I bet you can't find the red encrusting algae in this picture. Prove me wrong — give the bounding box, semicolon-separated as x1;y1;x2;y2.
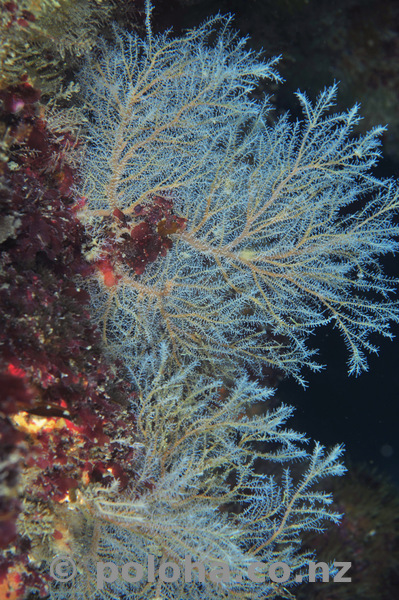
0;81;141;598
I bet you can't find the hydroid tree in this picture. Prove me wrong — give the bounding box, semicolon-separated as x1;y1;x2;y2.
77;10;399;383
49;348;345;600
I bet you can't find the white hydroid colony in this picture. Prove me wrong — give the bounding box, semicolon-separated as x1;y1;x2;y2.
78;6;399;383
50;1;399;598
